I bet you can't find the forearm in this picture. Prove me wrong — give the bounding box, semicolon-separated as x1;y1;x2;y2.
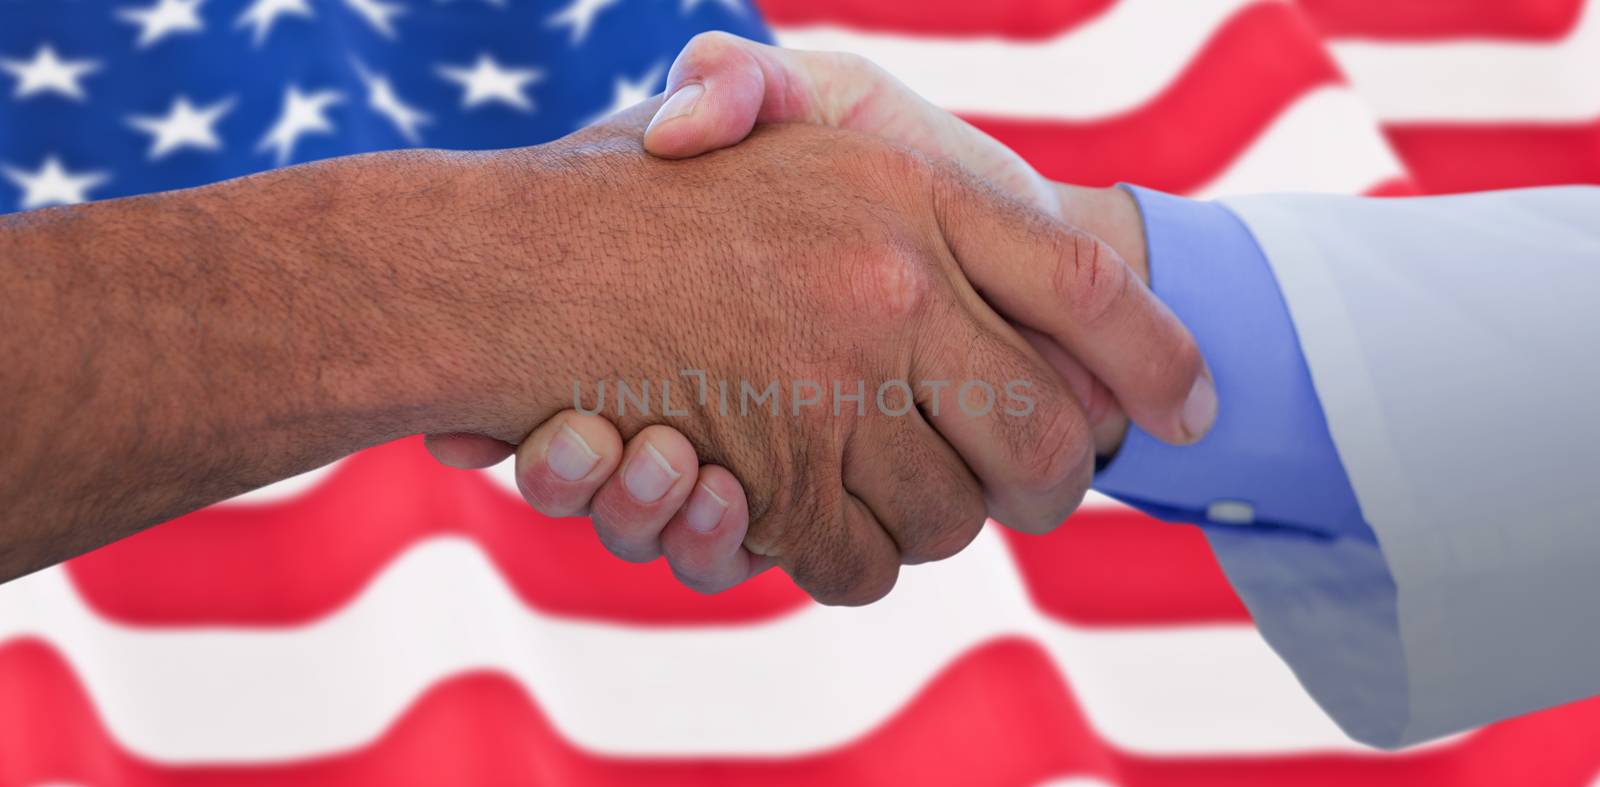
0;149;552;580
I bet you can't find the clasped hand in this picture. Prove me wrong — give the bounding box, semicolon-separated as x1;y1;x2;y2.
426;34;1216;605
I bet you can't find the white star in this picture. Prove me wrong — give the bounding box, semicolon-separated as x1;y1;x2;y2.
547;0;619;45
118;0;207;49
584;63;662;125
343;0;405;38
2;156;109;210
352;60;431;144
681;0;743;14
257;85;342;166
127;94;235;160
0;44;101;101
236;0;314;46
436;53;543;112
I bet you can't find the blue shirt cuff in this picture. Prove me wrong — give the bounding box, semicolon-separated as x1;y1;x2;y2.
1093;186;1372;542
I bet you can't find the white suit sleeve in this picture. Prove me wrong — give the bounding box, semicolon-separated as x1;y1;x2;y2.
1214;187;1600;747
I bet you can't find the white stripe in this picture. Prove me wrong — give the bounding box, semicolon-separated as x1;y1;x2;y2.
773;0;1600;124
1191;87;1405;198
1330;0;1600;122
0;531;1429;763
771;0;1274;120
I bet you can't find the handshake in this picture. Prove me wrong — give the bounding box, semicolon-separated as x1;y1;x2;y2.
415;33;1217;605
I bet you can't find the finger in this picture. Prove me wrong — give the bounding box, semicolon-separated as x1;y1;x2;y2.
513;411;623;518
911;317;1094;535
783;493;901;607
659;465;768;594
1017;324;1129;456
643;33;1056;208
589;425;700;563
934;170;1217;445
843;409;986;564
424;433;515;469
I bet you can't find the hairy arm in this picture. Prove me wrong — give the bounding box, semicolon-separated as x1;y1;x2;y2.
0;149;556;581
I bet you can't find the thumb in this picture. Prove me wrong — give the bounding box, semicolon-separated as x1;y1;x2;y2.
644;32;1059;213
644;32;854;159
934;170;1217;446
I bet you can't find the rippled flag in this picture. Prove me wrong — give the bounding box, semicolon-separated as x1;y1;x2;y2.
3;0;1599;785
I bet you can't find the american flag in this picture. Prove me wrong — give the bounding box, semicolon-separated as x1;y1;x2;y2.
2;0;1599;785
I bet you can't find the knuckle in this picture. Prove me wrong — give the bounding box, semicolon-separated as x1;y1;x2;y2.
841;241;931;322
1001;409;1093;534
874;433;986;564
786;500;898;607
744;462;833;558
1053;230;1130;330
810;552;899;607
908;494;987;563
837;567;899;606
1010;395;1092;498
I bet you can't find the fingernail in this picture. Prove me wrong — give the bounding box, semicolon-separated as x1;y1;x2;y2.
548;424;600;481
624;442;680;503
1181;373;1219;442
648;83;704;131
684;483;729;533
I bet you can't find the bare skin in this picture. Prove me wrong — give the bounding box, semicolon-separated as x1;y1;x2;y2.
0;100;1208;603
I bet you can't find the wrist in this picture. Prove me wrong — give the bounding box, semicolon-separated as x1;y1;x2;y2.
360;141;604;443
286;148;551;443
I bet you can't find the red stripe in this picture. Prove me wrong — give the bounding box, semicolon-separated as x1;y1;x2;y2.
756;0;1590;42
64;437;1252;628
753;0;1116;41
1296;0;1587;40
6;637;1600;786
1382;122;1600;194
1003;508;1250;625
964;3;1346;193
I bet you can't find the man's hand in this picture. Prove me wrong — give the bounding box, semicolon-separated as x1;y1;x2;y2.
440;98;1212;602
461;36;1219;600
478;104;1208;604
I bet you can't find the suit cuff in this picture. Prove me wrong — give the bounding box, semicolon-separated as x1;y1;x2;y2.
1093;186;1371;542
